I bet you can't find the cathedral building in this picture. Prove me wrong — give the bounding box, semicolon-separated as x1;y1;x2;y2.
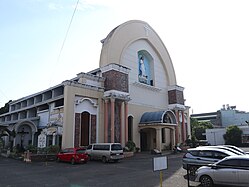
0;20;190;152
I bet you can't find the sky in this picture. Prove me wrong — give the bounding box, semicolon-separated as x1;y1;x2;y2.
1;0;249;114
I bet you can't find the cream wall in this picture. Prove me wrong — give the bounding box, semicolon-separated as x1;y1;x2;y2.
122;39;169;108
99;20;176;86
122;39;169;88
99;20;179;148
62;85;104;148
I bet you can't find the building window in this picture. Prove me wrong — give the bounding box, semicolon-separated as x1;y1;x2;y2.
55;99;64;108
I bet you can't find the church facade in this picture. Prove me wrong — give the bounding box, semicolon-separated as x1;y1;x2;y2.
0;20;190;152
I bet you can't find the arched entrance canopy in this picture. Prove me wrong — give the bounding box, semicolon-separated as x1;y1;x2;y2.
139;110;177;152
139;110;177;125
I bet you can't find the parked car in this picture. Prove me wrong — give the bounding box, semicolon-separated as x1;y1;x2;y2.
223;145;249;154
200;145;244;155
182;147;237;175
195;155;249;187
86;143;124;163
57;147;89;164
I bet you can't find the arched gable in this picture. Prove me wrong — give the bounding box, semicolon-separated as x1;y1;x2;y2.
99;20;177;86
14;120;37;133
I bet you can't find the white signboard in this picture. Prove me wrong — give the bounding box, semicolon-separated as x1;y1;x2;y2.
37;133;46;148
153;156;168;171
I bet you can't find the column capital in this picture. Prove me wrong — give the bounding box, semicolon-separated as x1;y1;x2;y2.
110;97;115;103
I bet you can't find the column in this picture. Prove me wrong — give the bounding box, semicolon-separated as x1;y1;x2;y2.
175;110;179;145
104;99;109;143
124;101;128;144
110;98;115;143
171;128;176;149
181;110;186;142
156;128;162;152
120;102;124;145
52;133;56;145
31;131;35;145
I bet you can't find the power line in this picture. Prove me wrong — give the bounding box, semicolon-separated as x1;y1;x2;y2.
0;89;9;107
48;0;80;86
0;89;8;100
56;0;80;63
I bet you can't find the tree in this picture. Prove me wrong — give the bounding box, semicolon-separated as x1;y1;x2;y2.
0;100;12;115
190;118;213;140
223;125;242;146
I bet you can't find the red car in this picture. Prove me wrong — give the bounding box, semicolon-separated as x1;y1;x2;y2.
57;148;89;164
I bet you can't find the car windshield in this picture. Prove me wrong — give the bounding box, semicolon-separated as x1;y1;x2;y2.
76;149;86;154
111;144;122;151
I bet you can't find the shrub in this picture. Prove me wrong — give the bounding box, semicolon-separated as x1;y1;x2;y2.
224;125;242;146
125;141;136;152
47;145;60;154
26;144;37;153
36;145;60;154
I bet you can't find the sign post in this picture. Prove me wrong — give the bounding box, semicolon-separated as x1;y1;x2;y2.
153;156;168;187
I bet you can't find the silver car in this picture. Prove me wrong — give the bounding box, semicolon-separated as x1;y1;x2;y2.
195;155;249;187
201;145;245;155
223;145;249;155
86;143;124;163
182;147;237;175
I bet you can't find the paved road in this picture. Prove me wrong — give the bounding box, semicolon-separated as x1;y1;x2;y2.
0;152;200;187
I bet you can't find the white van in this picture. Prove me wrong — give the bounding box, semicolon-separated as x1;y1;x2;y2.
86;143;124;163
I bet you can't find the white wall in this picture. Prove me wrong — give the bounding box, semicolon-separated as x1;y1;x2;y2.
206;128;226;145
75;96;98;114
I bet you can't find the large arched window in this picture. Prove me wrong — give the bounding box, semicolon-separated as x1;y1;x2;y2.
138;50;154;86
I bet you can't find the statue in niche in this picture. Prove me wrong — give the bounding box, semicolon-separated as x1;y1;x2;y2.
139;56;148;84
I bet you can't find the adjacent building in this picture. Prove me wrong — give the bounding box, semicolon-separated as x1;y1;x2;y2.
191;104;249;145
0;20;190;152
191;104;249;127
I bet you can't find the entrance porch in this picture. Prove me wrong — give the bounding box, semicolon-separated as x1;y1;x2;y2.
139;110;177;152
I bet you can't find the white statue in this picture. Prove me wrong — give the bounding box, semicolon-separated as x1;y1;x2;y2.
139;56;147;78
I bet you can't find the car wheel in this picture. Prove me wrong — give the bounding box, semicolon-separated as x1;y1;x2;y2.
189;166;198;176
102;156;107;163
71;158;75;165
200;175;213;187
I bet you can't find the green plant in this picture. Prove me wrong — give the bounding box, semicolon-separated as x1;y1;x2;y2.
27;144;37;153
47;145;60;154
125;141;136;152
224;125;242;146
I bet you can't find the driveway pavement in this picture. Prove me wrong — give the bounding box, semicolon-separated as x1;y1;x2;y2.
0;152;200;187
